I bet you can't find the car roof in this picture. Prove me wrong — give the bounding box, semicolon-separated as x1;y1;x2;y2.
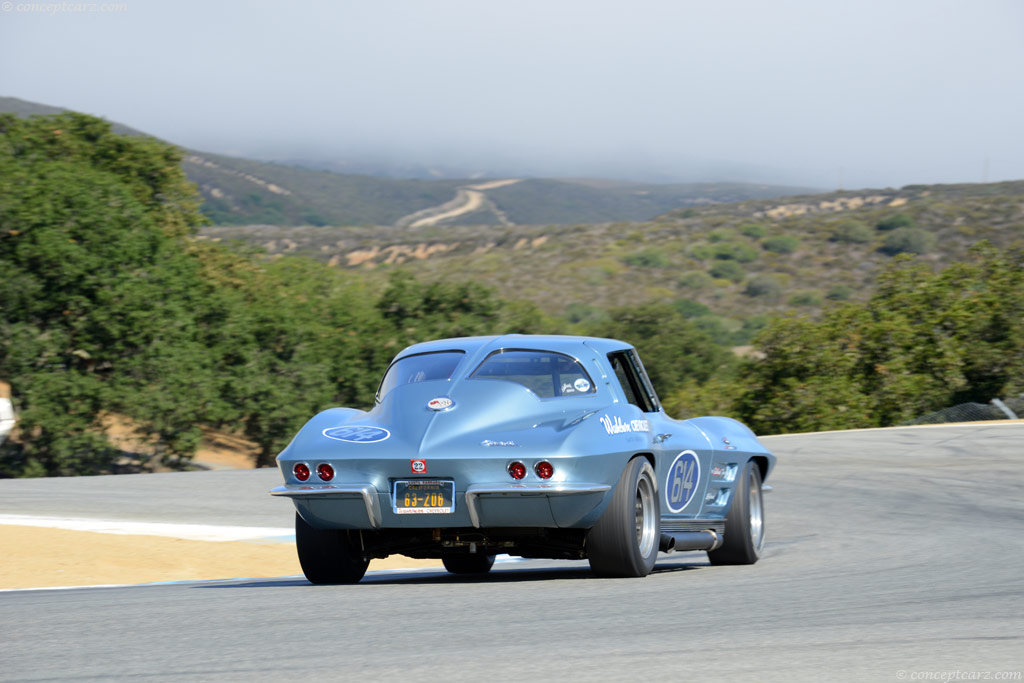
396;334;634;360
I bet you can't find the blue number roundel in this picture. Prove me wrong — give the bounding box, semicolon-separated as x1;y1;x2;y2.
665;451;701;513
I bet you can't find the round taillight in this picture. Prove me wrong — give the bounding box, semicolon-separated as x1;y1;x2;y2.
316;463;335;481
535;461;554;479
508;461;527;480
294;463;310;482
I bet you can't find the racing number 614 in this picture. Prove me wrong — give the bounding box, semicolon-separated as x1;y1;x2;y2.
668;452;699;511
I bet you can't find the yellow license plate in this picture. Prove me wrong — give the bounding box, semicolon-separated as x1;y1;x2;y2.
393;480;455;514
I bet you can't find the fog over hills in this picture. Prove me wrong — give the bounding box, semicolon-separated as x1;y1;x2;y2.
0;97;816;226
5;2;1020;191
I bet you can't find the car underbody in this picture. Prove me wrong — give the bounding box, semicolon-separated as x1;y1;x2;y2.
334;526;591;561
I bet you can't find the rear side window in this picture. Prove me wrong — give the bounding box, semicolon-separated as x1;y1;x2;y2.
470;350;596;399
608;349;660;413
377;351;465;400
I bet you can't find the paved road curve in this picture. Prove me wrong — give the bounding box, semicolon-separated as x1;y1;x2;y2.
2;424;1022;682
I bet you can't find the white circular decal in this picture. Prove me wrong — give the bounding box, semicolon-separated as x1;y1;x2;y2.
574;378;591;393
427;397;454;411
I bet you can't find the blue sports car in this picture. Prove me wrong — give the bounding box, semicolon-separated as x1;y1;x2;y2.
271;335;776;583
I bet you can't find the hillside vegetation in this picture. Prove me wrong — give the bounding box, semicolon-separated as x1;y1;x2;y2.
206;180;1024;343
2;113;1022;478
0;113;550;476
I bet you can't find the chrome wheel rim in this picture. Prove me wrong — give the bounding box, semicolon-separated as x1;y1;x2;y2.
635;471;657;557
749;469;765;553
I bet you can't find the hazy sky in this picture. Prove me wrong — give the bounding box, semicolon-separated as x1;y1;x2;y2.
2;0;1022;188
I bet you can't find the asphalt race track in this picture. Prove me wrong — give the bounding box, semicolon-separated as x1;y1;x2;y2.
1;424;1022;682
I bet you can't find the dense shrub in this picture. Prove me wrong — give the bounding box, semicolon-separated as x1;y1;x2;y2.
563;303;609;326
687;243;715;260
876;213;914;231
744;275;784;299
708;228;738;243
712;241;759;262
879;227;936;255
709;260;746;283
788;291;822;307
830;219;874;244
826;284;854;301
674;299;713;318
740;223;766;238
622;247;671;268
678;270;713;290
761;235;800;254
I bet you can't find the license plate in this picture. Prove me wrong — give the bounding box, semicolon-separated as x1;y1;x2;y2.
393;480;455;514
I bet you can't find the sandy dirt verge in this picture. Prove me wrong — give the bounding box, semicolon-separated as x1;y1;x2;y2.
0;525;441;590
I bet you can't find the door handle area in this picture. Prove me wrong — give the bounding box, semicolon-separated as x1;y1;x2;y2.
654;433;672;443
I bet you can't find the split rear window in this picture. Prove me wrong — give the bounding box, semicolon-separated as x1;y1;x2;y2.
377;351;465;400
470;350;595;399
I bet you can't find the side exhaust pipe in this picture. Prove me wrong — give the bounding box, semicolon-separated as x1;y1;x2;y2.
659;530;721;553
659;534;676;553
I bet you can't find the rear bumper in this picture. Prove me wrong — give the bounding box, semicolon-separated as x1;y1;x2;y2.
271;482;611;530
464;483;610;528
270;484;382;528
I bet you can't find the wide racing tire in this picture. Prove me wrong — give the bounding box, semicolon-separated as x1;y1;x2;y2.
441;553;496;575
586;457;660;578
295;512;370;584
708;460;765;565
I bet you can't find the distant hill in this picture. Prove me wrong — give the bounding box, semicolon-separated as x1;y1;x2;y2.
181;152;465;226
0;96;817;226
477;178;815;225
201;180;1024;342
0;96;149;137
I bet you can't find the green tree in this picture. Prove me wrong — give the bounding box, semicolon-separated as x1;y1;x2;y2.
377;271;503;345
0;113;207;475
732;308;875;433
589;302;734;399
730;244;1024;434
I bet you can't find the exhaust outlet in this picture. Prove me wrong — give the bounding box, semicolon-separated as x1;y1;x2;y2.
659;533;676;553
659;530;720;552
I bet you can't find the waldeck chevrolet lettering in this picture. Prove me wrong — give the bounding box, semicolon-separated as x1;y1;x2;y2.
271;335;776;584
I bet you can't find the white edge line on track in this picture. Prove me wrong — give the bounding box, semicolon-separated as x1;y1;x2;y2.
0;557;530;593
0;514;292;542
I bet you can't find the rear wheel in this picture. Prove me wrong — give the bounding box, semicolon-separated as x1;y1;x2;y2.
587;457;660;578
295;512;370;584
441;553;496;575
708;460;765;565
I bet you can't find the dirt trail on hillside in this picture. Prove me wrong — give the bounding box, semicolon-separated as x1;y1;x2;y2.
397;179;521;228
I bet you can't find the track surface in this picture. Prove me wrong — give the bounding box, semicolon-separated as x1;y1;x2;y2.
2;424;1022;681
